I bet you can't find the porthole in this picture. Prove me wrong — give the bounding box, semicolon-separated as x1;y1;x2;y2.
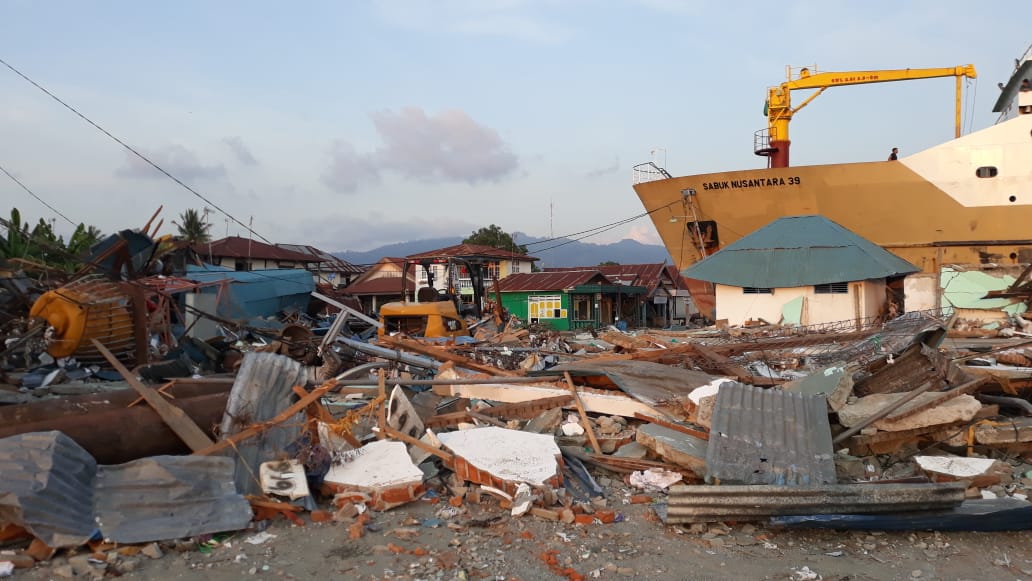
1010;252;1018;260
1010;195;1017;203
975;166;998;178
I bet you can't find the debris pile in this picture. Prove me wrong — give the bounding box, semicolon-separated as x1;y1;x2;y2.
6;222;1032;577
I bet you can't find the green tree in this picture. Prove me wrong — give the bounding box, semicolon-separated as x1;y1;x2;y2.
0;208;31;259
176;208;211;244
67;223;104;256
463;224;527;254
598;261;620;266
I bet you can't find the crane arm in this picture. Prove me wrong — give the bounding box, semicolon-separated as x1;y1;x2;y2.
763;64;978;167
783;65;976;91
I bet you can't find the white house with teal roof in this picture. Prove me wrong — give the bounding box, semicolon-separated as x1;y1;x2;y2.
681;215;919;326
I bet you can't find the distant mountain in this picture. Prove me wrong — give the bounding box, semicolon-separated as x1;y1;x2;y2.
334;235;672;268
335;237;463;266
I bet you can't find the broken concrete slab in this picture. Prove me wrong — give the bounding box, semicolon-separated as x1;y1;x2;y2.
323;440;426;511
523;407;563;434
838;393;982;432
974;417;1032;445
438;426;562;496
915;455;1011;487
635;423;707;474
613;441;648;459
783;362;853;412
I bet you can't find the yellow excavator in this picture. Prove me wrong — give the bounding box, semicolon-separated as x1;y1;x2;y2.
756;64;977;167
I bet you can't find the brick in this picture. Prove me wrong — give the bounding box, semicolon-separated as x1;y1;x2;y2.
574;514;594;525
449;496;463;507
348;520;365;540
387;543;405;554
25;538;55;561
595;510;616;524
311;510;333;523
629;495;652;504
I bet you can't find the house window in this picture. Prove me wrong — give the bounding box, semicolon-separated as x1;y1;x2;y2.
975;166;998;178
574;297;591;320
510;261;521;274
814;282;849;294
234;259;252;272
486;262;500;279
528;295;565;322
742;287;773;294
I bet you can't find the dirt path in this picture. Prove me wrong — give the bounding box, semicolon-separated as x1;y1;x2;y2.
16;481;1032;581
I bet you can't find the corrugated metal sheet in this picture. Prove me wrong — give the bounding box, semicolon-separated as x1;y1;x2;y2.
94;455;252;543
219;352;308;496
0;431;97;547
706;383;835;486
661;482;966;523
497;271;611;293
681;215;919;288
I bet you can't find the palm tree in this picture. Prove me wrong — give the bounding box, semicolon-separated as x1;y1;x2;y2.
176;209;211;244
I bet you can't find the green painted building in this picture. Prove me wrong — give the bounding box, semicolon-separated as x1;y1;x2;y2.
493;271;647;330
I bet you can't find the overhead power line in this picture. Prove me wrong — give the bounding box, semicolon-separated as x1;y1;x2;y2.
0;162;77;226
0;56;272;244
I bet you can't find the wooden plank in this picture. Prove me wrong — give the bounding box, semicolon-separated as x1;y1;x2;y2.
432;382;661;419
379;336;518;376
92;339;214;452
193;379;339;456
692;342;781;386
885;377;991;421
382;425;454;463
376;370;387;440
634;412;710;441
565;371;602;455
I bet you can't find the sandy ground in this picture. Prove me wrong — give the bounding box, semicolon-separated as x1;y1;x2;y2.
14;478;1032;581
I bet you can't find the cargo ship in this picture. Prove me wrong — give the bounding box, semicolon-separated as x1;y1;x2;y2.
633;47;1032;288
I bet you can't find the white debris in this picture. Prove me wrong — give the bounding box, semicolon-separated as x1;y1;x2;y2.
628;468;683;491
245;532;277;545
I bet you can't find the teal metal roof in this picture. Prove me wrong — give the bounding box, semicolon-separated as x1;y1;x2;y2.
681;215;919;288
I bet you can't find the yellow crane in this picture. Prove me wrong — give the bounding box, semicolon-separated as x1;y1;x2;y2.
757;64;977;168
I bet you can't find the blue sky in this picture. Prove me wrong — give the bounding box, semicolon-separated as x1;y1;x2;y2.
1;1;1027;252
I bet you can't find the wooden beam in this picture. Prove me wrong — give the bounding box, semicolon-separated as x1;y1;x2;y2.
633;412;710;441
433;381;661;419
379;336;518;376
382;425;454;463
92;339;214;452
565;372;602;455
193;379;339;456
692;342;781;386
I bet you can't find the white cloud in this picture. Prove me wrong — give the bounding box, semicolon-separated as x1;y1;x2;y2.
322;107;519;193
372;0;575;44
115;144;226;181
222;136;258;166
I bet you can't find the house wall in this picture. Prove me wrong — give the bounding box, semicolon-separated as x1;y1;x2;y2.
214;257;285;271
714;280;888;326
498;291;571;331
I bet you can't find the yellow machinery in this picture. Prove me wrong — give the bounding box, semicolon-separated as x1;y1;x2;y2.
29;276;139;363
377;300;470;339
758;64;977;167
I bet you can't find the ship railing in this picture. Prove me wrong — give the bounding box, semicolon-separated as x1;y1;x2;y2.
632;162;672;185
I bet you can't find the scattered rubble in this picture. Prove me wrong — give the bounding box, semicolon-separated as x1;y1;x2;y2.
6;223;1032;578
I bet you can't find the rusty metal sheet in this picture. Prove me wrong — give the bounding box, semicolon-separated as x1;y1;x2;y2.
661;482;966;523
548;359;732;420
705;383;835;486
0;431;97;548
94;455;252;543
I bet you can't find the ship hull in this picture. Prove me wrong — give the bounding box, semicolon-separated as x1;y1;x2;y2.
634;114;1032;274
